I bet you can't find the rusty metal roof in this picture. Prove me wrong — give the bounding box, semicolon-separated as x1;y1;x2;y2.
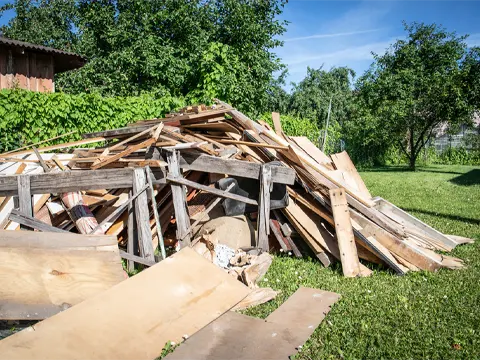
0;37;86;73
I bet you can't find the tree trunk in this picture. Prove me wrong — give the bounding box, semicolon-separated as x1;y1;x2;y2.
408;126;416;170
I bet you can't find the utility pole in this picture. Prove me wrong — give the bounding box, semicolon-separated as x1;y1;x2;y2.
321;97;332;153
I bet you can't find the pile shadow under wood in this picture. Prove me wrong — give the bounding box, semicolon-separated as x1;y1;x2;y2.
0;100;474;279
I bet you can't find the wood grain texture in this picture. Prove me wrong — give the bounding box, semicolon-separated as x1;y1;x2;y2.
330;151;371;199
133;168;155;261
0;230;124;320
0;247;249;360
329;188;361;277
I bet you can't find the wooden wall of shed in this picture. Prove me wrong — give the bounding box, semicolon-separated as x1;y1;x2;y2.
0;46;54;92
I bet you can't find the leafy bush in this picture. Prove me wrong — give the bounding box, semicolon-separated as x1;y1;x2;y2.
0;89;184;152
259;113;321;144
432;147;480;165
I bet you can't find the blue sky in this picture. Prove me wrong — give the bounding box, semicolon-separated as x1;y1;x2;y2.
277;1;480;89
1;0;479;91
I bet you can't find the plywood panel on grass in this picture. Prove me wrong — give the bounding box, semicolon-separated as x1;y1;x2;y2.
0;247;250;360
0;230;124;320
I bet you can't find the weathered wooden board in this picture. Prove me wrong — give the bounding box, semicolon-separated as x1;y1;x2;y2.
0;168;167;196
179;152;295;185
0;230;124;320
330;151;371;199
0;247;249;360
374;197;458;250
290;136;332;165
165;287;340;360
329;188;361;277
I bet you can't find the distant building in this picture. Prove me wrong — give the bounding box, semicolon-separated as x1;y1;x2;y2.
0;37;85;92
433;113;480;152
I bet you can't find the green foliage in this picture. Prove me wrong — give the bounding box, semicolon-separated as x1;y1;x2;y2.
0;89;184;152
0;0;287;115
431;147;480;165
259;113;320;144
357;22;478;169
246;165;480;359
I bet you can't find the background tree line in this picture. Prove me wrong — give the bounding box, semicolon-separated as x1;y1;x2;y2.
1;1;479;168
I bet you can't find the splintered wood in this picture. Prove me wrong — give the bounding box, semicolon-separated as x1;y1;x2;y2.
0;100;471;280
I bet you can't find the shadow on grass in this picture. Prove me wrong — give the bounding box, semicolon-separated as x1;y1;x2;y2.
402;208;480;226
449;169;480;186
360;166;466;176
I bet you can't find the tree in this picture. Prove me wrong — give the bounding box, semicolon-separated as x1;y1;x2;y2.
288;66;356;152
357;22;478;170
0;0;288;115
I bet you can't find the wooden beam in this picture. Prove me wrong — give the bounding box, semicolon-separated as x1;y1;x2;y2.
216;139;289;150
119;250;156;267
133;168;155;262
0;130;77;157
272;112;282;135
17;175;32;230
8;209;69;233
127;190;136;272
329;188;361;277
32;147;50;172
146;167;166;260
178;152;295;185
167;151;191;247
166;175;258;206
0;168;167;196
4;137;106;157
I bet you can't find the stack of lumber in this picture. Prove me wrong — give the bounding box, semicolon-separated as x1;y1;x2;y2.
0;101;473;278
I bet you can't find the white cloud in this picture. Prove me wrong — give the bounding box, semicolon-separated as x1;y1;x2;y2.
466;33;480;47
284;29;382;42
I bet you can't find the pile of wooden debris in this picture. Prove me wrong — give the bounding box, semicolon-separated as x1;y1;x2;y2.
0;100;472;278
0;100;474;359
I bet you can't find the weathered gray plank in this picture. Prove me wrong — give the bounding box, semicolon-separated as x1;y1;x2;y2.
119;250;156;267
257;165;272;251
167;151;191;247
166;175;258;206
133;168;155;262
0;168;166;196
178;152;295;185
146;167;166;260
82;125;155;139
9;209;69;233
17;175;32;230
127;190;136;272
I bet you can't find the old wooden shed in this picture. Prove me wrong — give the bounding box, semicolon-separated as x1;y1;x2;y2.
0;37;86;92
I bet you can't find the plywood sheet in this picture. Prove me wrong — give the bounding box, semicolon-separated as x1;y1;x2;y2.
166;287;340;360
0;230;124;320
0;247;250;360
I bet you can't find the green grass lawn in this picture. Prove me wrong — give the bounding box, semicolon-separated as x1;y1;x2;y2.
245;165;480;360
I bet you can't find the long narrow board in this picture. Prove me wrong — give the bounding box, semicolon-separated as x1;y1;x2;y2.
330;151;371;199
0;247;249;360
0;230;124;320
329;188;361;277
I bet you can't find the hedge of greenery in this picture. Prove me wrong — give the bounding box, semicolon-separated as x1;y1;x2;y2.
0;89;184;152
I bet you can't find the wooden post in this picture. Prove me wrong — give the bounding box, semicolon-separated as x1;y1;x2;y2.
127;190;136;272
133;168;155;262
146;166;166;260
17;175;32;230
329;187;361;277
257;165;272;251
167;150;191;247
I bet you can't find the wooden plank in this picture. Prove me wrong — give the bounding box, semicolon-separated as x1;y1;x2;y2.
0;168;167;196
329;188;361;277
133;168;155;262
290;136;332;164
216;139;289;150
257;165;272;251
127;190;136;272
8;209;69;233
91;137;157;170
271;112;283;135
349;210;442;272
17;175;32;230
5;137;106;157
374;197;458;250
167;151;192;247
330;151;371;199
165;287;340;360
0;247;249;360
0;230;124;320
0;132;77;157
179;152;295;185
182;122;240;134
32;147;51;172
146;167;166;260
166;175;258;206
119;250;155;267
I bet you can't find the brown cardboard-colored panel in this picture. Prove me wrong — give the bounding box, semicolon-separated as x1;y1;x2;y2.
0;230;124;320
166;287;340;360
0;247;249;360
